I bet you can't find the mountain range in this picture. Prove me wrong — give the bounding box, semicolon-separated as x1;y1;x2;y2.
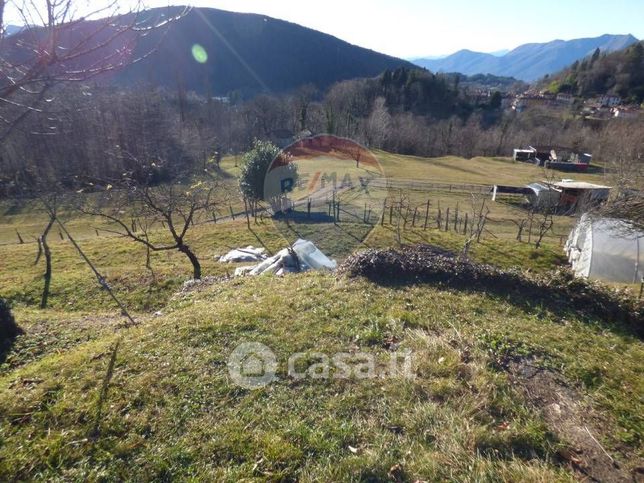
413;34;639;81
114;7;414;96
3;25;23;36
5;7;640;95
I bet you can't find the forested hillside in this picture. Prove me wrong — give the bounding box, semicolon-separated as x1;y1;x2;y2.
544;41;644;103
3;7;413;97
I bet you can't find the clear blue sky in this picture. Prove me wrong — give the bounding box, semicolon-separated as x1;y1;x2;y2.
6;0;643;58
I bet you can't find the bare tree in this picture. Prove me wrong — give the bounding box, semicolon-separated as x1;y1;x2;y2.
595;119;644;228
393;191;411;247
0;0;187;140
292;83;317;132
460;194;489;260
533;207;554;249
83;179;219;280
365;96;390;149
33;192;60;308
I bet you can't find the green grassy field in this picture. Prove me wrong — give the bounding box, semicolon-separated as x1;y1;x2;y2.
1;273;641;480
0;152;641;481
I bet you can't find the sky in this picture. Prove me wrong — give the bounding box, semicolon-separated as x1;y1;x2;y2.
5;0;644;58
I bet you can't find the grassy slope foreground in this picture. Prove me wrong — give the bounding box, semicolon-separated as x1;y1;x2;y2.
0;153;641;480
0;272;642;481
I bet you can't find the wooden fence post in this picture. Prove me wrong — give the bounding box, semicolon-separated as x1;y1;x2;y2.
477;215;487;242
454;202;459;231
424;199;430;230
445;207;450;231
332;191;336;221
243;198;250;228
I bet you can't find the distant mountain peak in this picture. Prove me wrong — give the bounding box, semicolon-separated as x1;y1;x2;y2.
3;25;23;36
413;34;639;81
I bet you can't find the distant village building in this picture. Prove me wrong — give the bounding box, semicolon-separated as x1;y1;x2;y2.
555;92;574;105
599;94;621;107
512;95;542;112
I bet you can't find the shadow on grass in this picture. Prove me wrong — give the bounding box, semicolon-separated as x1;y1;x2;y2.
340;246;643;340
0;298;23;364
273;209;336;224
247;226;275;257
274;216;374;259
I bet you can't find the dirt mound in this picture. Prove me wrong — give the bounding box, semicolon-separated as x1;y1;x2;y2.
508;359;635;482
339;245;643;336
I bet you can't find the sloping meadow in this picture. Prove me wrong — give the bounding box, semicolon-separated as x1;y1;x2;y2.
0;266;641;480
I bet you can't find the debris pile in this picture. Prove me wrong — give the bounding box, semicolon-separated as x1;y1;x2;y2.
234;239;337;277
340;245;643;334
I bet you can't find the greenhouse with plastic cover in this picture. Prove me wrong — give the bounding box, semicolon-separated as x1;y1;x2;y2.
565;214;644;283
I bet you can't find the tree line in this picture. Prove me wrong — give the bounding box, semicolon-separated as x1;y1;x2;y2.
1;67;642;199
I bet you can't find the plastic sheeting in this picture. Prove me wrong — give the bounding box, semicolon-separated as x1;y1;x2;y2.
565;214;644;283
233;239;337;277
219;246;267;263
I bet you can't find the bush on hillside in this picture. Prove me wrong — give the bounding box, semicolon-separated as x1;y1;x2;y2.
0;297;22;363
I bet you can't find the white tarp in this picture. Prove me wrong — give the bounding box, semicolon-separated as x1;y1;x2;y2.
219;246;267;263
565;214;644;283
233;239;337;277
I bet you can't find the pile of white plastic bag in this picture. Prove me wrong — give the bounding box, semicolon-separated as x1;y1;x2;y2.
218;246;267;263
226;239;337;277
